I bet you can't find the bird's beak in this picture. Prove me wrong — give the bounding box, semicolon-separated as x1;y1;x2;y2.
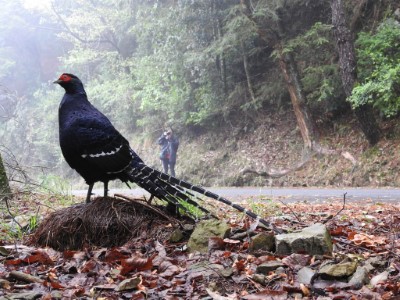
53;79;62;84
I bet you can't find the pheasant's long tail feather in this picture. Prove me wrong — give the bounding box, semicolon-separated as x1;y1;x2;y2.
128;165;217;219
132;163;277;231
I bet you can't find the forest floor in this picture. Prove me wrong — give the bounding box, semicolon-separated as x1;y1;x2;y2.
0;192;399;299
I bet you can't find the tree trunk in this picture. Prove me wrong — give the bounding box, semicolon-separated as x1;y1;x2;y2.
239;0;317;149
242;43;256;104
274;18;318;149
276;47;318;149
0;152;11;199
212;0;228;97
330;0;380;146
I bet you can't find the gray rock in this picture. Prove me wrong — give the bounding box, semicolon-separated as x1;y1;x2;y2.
115;277;141;291
252;274;265;284
365;256;385;268
370;271;389;287
249;233;275;252
297;266;315;285
275;267;286;275
319;260;358;278
50;291;63;299
349;266;370;289
183;224;195;231
219;267;234;278
188;261;224;277
187;220;230;253
275;223;333;256
256;260;284;274
169;228;184;243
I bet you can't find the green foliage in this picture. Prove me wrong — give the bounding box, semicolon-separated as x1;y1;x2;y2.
0;0;396;186
349;19;400;116
281;22;345;109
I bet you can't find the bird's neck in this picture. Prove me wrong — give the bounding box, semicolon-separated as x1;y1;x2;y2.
64;83;87;95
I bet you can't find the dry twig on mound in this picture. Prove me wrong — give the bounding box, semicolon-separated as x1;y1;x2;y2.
28;196;182;251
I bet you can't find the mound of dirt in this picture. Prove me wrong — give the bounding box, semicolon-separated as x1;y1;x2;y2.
29;196;182;251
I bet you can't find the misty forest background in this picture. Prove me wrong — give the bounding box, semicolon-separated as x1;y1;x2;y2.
0;0;400;192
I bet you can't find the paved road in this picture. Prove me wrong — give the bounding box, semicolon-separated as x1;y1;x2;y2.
74;187;400;203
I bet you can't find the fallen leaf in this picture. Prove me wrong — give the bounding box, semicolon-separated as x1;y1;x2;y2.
115;277;142;291
350;233;386;248
158;260;179;278
120;255;154;275
23;250;54;265
80;258;100;273
102;248;129;263
206;288;237;300
242;289;287;300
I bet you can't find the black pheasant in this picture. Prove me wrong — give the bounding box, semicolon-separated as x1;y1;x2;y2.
54;73;274;229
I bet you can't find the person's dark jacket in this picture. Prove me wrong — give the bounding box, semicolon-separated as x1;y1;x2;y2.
158;133;179;163
168;136;179;164
158;135;169;160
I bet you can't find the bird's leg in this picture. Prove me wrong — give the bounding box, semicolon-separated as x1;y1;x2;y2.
104;181;109;198
147;194;154;204
86;183;94;203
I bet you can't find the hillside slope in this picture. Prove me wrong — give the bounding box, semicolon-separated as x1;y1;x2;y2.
133;112;400;188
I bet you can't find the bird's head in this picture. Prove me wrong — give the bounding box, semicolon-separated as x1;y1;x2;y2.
54;73;85;94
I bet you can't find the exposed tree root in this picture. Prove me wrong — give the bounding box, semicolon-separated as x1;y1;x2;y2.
240;143;357;179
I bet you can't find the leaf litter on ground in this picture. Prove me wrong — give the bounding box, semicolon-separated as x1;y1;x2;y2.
0;195;399;299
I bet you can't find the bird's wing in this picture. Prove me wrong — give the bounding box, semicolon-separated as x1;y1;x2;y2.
72;115;133;174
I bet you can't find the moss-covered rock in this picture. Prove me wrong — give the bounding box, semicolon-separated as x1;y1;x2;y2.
187;220;230;253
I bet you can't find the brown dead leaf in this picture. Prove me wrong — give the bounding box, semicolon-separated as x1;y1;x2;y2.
233;259;246;272
282;254;310;269
63;250;79;259
23;250;54;265
80;258;100;273
208;237;225;252
206;288;237;299
299;283;310;296
242;289;287;300
350;233;387;248
158;260;179;278
43;280;65;289
103;247;130;263
120;255;154;275
4;258;23;265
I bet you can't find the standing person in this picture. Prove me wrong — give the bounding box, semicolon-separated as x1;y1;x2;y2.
158;129;179;176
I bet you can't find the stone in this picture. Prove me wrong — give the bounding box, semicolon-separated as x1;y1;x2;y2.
256;261;284;274
183;223;195;231
349;266;370;289
187;220;230;253
115;277;141;291
370;271;389;287
275;223;333;256
252;274;265;284
249;233;275;252
50;291;63;299
297;267;315;285
169;228;184;243
275;267;286;275
220;267;234;278
319;260;358;278
188;262;224;278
